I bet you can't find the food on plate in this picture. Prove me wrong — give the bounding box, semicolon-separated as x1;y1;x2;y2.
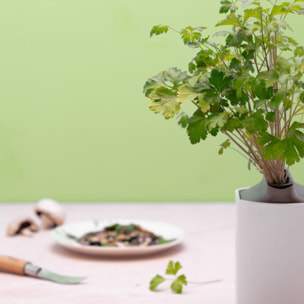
66;223;175;247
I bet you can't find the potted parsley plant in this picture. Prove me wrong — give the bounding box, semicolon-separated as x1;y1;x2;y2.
143;1;304;303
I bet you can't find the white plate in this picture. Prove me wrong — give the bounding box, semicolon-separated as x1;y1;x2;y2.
51;219;185;256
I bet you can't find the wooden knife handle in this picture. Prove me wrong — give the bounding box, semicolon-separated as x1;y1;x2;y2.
0;256;28;275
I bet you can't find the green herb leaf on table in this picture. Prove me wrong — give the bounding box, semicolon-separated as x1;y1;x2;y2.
166;261;182;275
150;275;166;291
171;274;188;294
149;260;222;294
149;261;187;294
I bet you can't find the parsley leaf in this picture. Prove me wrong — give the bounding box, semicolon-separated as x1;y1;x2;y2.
177;113;189;128
177;85;199;103
149;260;221;294
150;25;169;37
149;275;166;291
148;87;180;119
150;261;187;294
166;261;182;275
171;275;188;294
187;109;208;144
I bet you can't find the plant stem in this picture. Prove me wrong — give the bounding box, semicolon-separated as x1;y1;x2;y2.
260;9;271;71
191;100;201;109
235;130;263;165
166;278;222;285
229;146;257;167
223;131;256;163
186;279;223;285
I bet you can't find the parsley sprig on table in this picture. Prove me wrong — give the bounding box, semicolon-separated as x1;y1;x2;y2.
150;261;187;294
150;260;222;294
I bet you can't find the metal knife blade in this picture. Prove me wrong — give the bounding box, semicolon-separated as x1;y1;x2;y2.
24;263;87;284
0;256;87;284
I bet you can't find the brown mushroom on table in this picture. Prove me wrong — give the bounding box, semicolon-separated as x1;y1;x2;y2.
7;217;39;237
34;199;65;229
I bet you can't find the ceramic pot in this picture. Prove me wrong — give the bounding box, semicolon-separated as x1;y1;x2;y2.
236;188;304;304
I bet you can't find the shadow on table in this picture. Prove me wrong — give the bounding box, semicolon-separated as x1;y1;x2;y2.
50;243;186;262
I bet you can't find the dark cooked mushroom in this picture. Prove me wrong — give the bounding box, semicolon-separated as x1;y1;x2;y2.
80;232;102;246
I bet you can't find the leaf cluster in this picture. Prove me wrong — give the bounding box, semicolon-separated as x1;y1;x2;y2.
149;261;187;294
144;0;304;185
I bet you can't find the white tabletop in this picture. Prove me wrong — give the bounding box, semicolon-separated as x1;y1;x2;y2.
0;203;235;304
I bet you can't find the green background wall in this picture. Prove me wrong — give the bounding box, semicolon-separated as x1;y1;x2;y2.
0;0;303;202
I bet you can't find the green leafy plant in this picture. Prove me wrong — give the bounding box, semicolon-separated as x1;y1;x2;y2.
150;261;188;294
150;261;222;294
144;0;304;185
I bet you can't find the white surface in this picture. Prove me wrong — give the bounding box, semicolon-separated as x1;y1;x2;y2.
51;219;185;256
0;203;235;304
236;190;304;304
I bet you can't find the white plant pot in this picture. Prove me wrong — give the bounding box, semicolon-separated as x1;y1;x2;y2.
236;188;304;304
